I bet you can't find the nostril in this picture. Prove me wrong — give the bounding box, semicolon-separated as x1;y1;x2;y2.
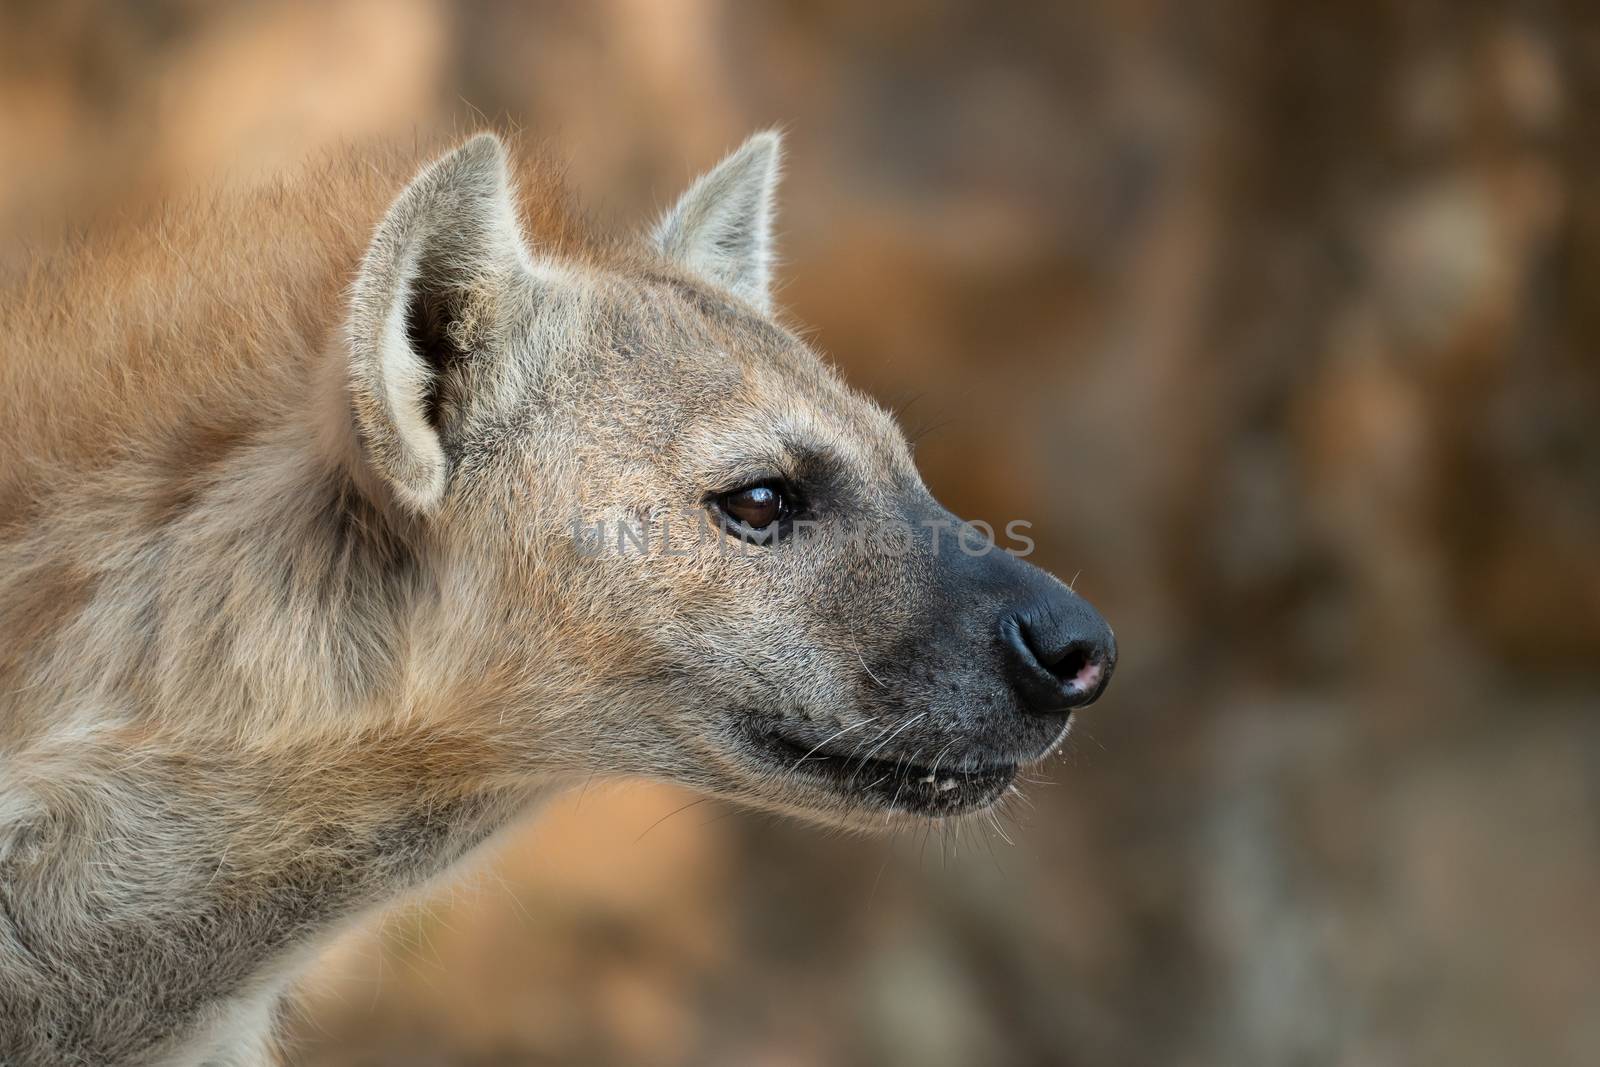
1006;605;1114;715
1030;639;1105;706
1062;655;1104;702
1044;643;1092;685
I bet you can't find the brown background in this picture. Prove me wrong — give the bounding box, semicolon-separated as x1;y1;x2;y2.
4;2;1598;1064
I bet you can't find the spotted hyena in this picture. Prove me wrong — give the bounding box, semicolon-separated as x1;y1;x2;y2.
0;130;1115;1065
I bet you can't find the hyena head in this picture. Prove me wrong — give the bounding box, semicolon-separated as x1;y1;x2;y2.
344;132;1114;829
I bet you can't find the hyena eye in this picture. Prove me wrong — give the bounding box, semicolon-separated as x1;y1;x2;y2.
713;481;793;541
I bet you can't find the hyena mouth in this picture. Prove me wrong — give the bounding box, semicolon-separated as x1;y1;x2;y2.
739;720;1017;817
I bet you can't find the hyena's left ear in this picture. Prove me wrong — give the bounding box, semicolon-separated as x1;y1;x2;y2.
346;133;529;513
653;130;782;313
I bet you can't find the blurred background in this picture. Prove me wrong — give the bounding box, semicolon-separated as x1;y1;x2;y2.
4;1;1599;1064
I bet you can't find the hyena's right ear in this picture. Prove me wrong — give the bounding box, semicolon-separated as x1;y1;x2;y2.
653;131;782;313
346;133;529;513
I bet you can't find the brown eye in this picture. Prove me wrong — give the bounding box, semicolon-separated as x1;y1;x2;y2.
721;484;783;530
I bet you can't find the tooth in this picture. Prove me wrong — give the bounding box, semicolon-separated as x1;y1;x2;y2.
919;774;937;784
938;779;957;792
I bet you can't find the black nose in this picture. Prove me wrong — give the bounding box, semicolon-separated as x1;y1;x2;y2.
1001;591;1117;715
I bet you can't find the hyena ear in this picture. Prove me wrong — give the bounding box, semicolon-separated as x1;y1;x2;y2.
653;130;782;313
346;133;529;513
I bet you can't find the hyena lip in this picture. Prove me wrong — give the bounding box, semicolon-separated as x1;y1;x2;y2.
740;723;1018;817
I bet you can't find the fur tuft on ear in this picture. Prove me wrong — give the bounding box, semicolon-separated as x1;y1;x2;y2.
346;133;528;513
653;130;783;313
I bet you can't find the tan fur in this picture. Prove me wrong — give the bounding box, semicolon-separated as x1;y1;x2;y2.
0;130;1108;1065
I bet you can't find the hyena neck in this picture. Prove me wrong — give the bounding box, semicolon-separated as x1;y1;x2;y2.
87;420;429;737
0;721;537;1066
0;406;542;1066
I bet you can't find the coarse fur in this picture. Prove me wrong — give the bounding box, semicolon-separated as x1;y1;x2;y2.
0;130;1112;1064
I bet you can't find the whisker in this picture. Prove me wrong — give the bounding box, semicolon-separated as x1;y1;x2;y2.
790;718;876;770
853;640;887;689
633;796;710;842
848;711;929;777
985;806;1016;847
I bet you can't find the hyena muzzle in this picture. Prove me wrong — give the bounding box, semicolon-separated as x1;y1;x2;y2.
0;130;1114;1065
